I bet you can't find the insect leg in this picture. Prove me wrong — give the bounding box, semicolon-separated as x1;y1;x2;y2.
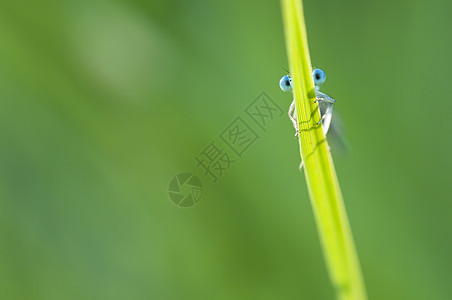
288;99;299;138
299;160;304;171
314;98;335;104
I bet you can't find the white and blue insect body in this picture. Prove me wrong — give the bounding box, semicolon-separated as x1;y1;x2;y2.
279;68;336;169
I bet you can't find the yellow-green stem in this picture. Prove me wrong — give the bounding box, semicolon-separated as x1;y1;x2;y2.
280;0;367;299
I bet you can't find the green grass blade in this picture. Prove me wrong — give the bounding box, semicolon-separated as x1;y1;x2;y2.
280;0;367;299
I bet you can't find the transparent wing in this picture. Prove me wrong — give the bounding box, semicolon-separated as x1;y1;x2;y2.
328;110;349;156
315;91;335;135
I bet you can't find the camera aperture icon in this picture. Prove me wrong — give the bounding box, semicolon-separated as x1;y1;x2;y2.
168;173;203;208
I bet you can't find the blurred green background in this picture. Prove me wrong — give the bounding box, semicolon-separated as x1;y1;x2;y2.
1;0;451;299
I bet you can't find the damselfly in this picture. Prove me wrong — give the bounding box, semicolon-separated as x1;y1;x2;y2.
279;68;337;169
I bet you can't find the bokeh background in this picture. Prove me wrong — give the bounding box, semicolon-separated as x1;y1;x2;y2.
1;0;451;299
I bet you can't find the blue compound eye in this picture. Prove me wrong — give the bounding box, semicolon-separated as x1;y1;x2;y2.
279;75;292;92
312;69;326;86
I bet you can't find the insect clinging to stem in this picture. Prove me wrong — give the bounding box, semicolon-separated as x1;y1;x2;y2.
279;68;336;169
